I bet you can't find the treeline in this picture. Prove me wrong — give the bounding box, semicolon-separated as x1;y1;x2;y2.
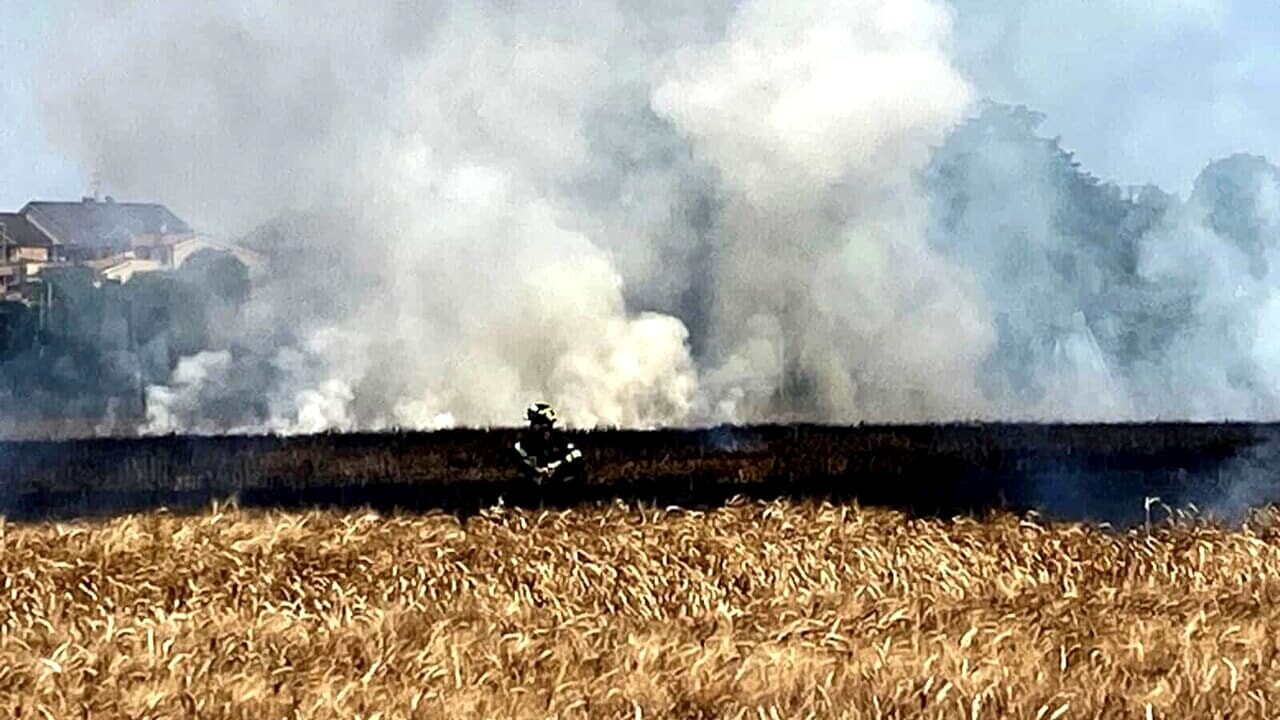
925;102;1280;415
0;250;250;435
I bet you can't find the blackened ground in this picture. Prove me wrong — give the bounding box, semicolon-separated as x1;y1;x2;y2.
1;423;1277;525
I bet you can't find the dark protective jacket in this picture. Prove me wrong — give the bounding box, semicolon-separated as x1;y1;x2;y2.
514;429;583;475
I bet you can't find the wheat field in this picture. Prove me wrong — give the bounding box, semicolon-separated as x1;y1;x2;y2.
3;498;1280;718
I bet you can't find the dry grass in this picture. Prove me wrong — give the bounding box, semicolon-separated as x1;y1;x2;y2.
4;499;1280;718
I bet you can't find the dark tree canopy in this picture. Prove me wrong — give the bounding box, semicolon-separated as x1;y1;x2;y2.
924;102;1280;411
0;250;252;433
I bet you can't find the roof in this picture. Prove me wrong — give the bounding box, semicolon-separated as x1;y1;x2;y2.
21;198;192;248
0;213;53;247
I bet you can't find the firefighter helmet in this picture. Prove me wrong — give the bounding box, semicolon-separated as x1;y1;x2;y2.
526;402;557;426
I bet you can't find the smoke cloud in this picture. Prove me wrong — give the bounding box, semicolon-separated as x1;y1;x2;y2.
926;103;1280;421
16;0;1280;433
651;0;993;422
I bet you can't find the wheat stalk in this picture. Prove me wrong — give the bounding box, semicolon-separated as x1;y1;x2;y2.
1;501;1278;718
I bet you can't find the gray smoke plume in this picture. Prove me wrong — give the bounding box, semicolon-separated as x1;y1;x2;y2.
927;104;1280;421
34;0;993;431
23;0;1280;433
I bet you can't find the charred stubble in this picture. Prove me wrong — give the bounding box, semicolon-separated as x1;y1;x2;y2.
2;500;1280;718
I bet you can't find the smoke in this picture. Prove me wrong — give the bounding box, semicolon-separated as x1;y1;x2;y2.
651;0;994;422
926;103;1280;421
1195;431;1280;524
21;0;1280;433
31;0;989;431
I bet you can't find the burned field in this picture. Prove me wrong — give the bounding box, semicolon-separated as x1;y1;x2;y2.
5;499;1280;718
1;422;1279;525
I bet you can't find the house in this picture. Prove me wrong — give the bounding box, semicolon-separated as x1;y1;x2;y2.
11;196;264;287
84;254;164;284
21;196;193;264
0;212;56;302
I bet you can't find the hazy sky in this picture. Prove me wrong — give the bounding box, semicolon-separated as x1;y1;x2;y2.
0;1;80;211
2;0;1279;216
948;0;1280;195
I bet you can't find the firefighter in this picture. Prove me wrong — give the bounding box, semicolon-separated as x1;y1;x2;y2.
513;402;583;484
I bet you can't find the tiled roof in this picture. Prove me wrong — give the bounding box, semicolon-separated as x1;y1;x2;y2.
21;199;191;247
0;213;53;247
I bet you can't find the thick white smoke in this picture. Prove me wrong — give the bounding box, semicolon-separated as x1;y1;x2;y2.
41;0;992;431
650;0;993;422
33;0;1280;432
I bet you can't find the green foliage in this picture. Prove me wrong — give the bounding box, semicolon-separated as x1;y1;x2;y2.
0;251;251;425
178;248;251;304
1190;154;1280;279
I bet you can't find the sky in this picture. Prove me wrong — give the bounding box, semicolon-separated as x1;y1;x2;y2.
948;0;1280;195
2;0;1280;217
0;1;81;211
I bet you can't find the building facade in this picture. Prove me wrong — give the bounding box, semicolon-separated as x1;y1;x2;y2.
0;196;262;304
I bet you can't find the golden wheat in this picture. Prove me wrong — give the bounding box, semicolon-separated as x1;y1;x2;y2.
3;498;1280;718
